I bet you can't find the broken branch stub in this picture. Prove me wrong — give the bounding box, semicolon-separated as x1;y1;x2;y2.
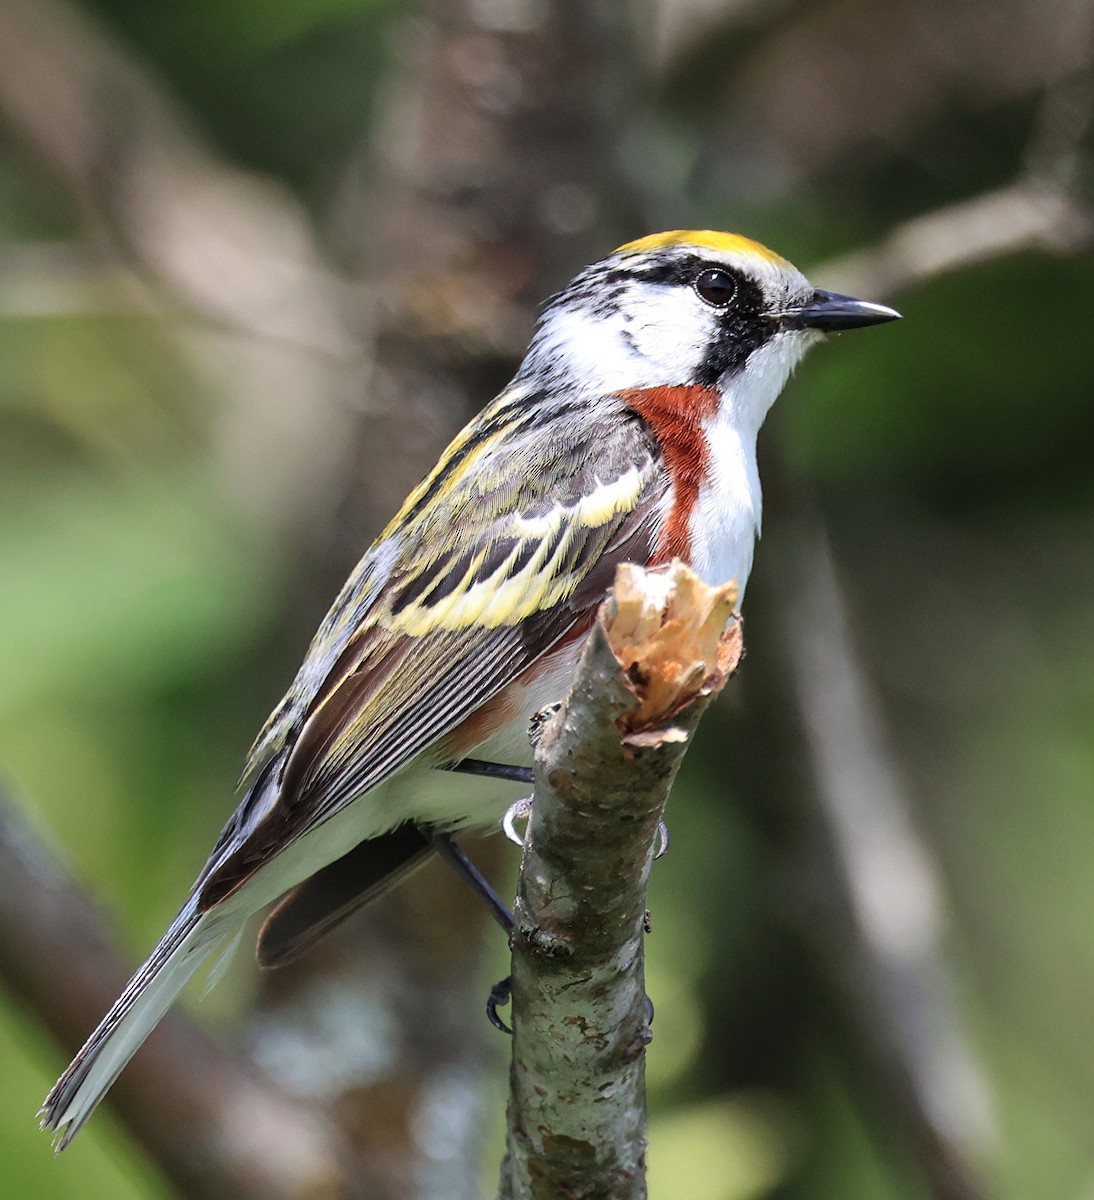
606;561;741;733
498;561;741;1200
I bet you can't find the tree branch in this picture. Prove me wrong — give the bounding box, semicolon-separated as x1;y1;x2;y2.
498;563;742;1200
771;521;994;1199
0;0;359;358
816;60;1094;301
0;790;351;1199
0;0;364;535
815;182;1092;302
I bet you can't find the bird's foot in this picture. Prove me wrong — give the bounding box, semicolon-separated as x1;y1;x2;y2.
445;758;532;785
527;703;561;747
502;796;533;847
430;832;513;934
654;820;669;859
487;975;513;1034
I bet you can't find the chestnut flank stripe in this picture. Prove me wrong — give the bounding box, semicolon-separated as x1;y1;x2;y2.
619;386;719;564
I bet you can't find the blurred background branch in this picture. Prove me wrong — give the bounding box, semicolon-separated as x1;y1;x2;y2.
0;0;360;354
0;0;1091;1198
0;0;361;540
0;789;350;1199
816;182;1091;304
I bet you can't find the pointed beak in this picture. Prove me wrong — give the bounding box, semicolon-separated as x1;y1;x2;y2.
783;289;901;332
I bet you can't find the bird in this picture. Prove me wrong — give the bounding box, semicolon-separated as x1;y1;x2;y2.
41;229;899;1147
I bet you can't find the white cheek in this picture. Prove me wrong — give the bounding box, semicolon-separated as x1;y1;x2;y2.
528;290;713;392
623;288;711;378
527;308;653;391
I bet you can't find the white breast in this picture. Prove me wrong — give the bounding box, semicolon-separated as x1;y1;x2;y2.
686;330;812;599
687;403;762;598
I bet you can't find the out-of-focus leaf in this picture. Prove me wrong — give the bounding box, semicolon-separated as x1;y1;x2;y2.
778;255;1094;509
0;466;275;714
0;991;170;1200
648;1095;798;1200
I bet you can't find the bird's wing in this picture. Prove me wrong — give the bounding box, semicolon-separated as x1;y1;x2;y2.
197;390;666;909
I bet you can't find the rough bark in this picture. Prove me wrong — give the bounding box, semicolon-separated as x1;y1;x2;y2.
498;563;743;1200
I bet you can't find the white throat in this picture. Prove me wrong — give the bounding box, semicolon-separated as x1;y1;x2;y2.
688;331;816;599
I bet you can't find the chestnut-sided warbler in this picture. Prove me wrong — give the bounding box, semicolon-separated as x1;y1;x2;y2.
42;230;898;1145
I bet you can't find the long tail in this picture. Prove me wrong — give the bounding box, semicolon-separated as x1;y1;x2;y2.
40;901;228;1150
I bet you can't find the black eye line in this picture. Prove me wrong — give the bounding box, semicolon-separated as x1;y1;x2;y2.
693;265;738;310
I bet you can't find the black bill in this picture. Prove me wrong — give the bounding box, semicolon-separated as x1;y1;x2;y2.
784;289;901;331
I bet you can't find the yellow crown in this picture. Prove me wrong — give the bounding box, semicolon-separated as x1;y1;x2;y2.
616;229;788;267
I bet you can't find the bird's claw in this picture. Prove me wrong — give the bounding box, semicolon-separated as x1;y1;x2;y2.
527;703;561;746
636;995;655;1047
487;975;513;1034
654;820;669;859
503;796;533;847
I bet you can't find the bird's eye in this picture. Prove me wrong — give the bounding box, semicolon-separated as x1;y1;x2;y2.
694;267;737;309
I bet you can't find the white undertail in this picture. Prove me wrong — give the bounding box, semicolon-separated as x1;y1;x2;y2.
41;904;231;1148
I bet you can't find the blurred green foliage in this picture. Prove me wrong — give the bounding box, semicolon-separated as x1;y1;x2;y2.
2;1;1093;1198
784;256;1094;506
